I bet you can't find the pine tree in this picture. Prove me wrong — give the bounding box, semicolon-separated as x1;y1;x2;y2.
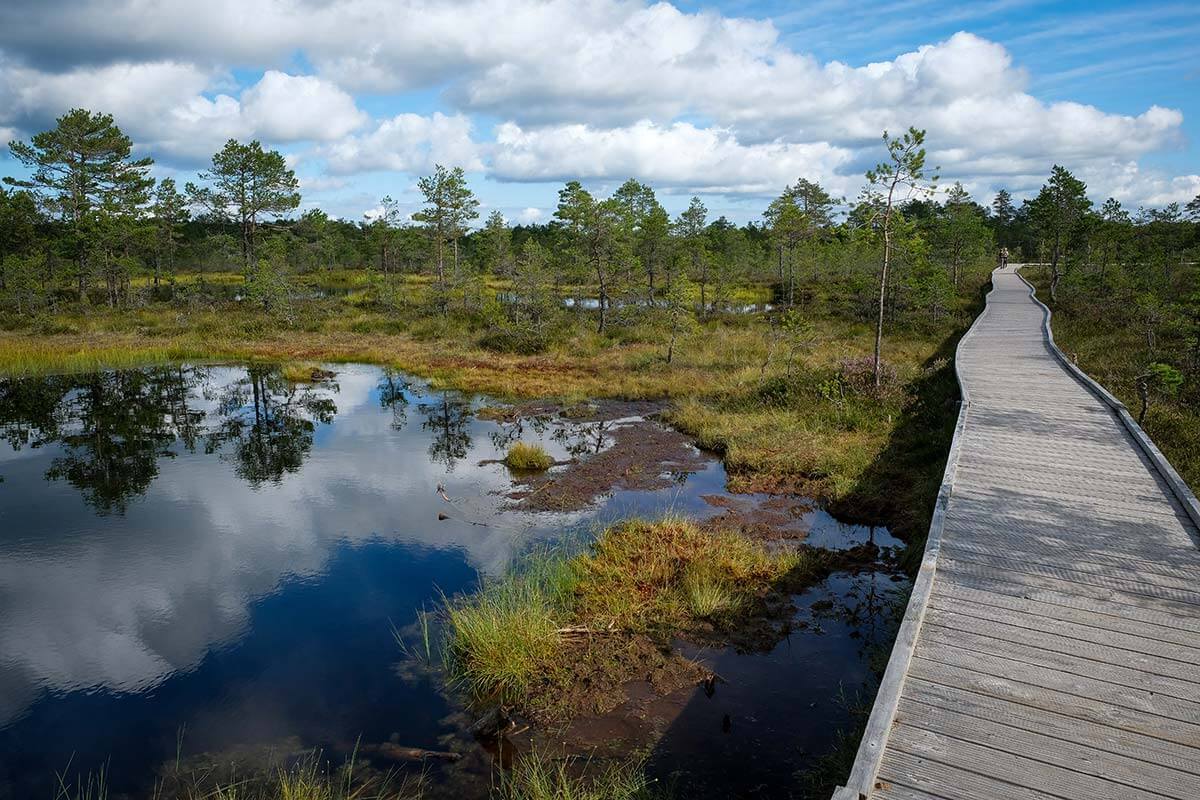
186;139;299;274
1027;165;1091;302
7;108;153;299
150;178;189;289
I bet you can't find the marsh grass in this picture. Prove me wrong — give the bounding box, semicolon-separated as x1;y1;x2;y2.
280;362;322;383
496;751;663;800
681;563;738;618
55;765;109;800
443;518;818;712
444;552;577;705
570;518;805;632
52;750;423;800
503;441;554;471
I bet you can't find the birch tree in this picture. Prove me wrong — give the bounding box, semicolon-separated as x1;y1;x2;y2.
864;127;938;387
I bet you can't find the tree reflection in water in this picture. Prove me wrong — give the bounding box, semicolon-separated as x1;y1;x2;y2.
3;367;208;514
418;392;473;471
207;366;338;486
0;365;340;512
377;369;411;432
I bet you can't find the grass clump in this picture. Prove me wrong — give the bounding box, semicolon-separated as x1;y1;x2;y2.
570;518;804;633
681;563;737;618
442;517;824;715
445;555;576;705
55;752;423;800
280;362;322;383
504;441;555;471
496;751;664;800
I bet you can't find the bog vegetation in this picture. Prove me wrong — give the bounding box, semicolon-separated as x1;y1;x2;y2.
441;518;828;719
1;108;1196;503
8;109;1199;800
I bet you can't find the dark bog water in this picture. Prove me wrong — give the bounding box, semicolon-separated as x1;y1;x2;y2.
0;364;905;799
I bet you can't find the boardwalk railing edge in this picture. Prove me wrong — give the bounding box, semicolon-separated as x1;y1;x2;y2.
830;268;1000;800
1014;266;1200;537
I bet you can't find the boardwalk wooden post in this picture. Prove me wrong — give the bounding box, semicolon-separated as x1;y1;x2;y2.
833;265;1200;800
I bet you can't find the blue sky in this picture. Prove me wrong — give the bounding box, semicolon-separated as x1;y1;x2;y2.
0;0;1196;225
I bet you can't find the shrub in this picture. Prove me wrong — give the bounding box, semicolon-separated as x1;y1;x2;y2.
479;324;551;355
837;355;898;395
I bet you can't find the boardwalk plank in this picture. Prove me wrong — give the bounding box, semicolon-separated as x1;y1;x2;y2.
925;593;1200;663
885;725;1171;800
907;656;1200;747
838;266;1200;800
920;620;1200;697
903;679;1200;777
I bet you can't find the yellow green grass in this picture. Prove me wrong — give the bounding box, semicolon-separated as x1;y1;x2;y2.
280;362;324;383
442;517;821;711
55;754;423;800
504;441;555;471
496;751;663;800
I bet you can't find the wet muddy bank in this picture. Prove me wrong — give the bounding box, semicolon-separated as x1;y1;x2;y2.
434;400;910;798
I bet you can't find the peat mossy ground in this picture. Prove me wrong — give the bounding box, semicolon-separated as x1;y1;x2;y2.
440;517;870;727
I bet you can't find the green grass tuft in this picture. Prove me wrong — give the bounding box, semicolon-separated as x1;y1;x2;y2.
497;751;664;800
441;517;818;713
280;362;321;383
681;563;738;618
445;553;576;705
504;441;554;471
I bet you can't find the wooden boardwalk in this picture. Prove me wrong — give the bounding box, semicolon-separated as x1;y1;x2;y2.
834;265;1200;800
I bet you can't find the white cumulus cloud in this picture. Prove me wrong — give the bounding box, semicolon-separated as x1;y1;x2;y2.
0;58;367;163
322;111;483;176
240;71;366;142
0;2;1194;209
491;120;855;195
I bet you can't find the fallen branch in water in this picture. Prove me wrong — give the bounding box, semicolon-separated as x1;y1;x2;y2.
373;743;462;762
555;622;618;637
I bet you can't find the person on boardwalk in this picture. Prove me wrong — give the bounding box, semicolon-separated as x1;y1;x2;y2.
998;246;1009;268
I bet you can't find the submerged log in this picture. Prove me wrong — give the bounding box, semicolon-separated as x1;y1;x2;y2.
469;706;514;739
372;742;461;762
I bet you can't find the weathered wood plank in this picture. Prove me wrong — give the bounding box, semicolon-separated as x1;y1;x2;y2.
836;266;1200;800
937;545;1200;597
919;619;1200;697
926;592;1200;663
933;564;1200;634
936;557;1200;620
885;724;1172;800
877;750;1061;800
939;537;1200;585
908;656;1200;747
902;678;1200;776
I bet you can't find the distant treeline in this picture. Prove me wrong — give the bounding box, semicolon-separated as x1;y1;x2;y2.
2;109;1198;386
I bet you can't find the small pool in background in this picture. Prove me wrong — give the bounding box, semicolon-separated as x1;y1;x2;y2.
0;364;905;799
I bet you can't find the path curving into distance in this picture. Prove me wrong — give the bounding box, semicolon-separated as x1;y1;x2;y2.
834;264;1200;800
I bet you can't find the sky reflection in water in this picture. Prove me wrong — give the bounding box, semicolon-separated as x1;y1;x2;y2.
0;363;902;798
